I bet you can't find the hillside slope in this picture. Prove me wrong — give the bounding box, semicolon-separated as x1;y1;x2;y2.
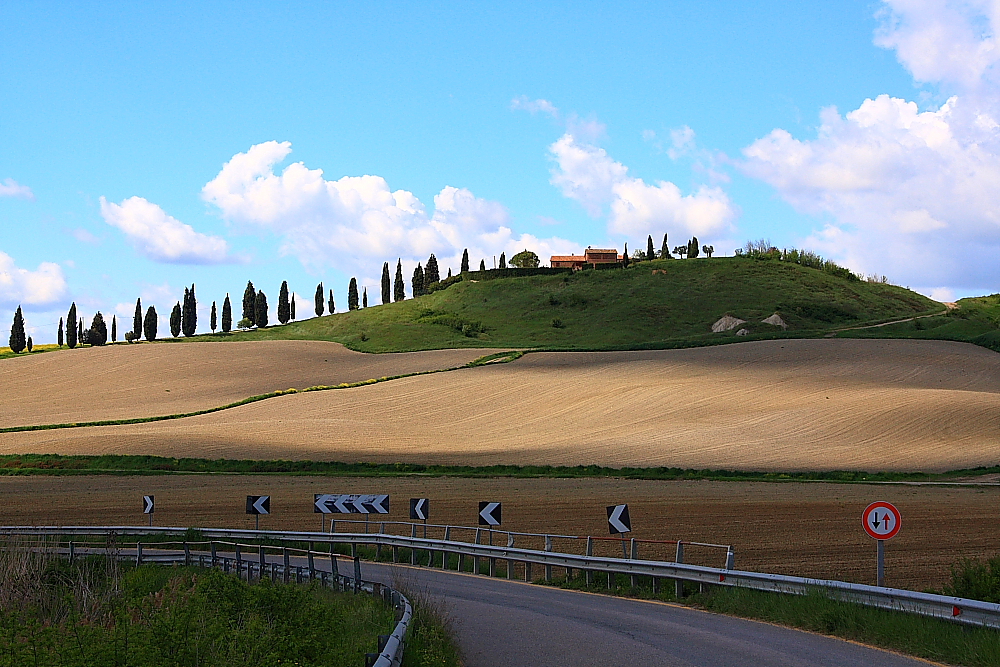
203;257;941;352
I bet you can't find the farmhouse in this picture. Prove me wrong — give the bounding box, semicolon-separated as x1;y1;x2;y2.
550;247;623;269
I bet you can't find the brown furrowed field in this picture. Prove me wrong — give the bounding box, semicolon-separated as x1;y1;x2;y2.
3;339;998;472
0;473;995;592
0;341;494;428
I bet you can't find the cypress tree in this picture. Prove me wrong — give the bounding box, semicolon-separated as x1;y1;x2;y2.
278;280;290;324
646;235;655;261
661;233;671;258
499;252;506;269
255;291;269;327
242;281;256;326
688;236;700;258
67;303;77;349
381;262;391;304
58;317;64;347
622;243;630;268
348;278;359;310
111;315;117;342
447;268;452;278
393;260;404;302
133;298;143;339
461;248;470;273
9;306;25;353
362;287;368;308
411;263;424;297
425;254;440;284
314;283;324;317
143;306;157;341
479;259;486;271
182;284;197;336
290;294;296;320
89;312;108;346
222;294;232;333
210;301;217;332
26;337;32;352
328;289;335;314
79;320;85;345
170;302;181;337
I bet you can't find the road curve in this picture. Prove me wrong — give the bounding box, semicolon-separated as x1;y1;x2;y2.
362;562;933;667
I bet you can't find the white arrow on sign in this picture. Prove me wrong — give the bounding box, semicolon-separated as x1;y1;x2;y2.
370;494;390;514
607;503;631;534
353;494;374;514
410;498;428;520
252;495;270;514
479;501;501;526
142;495;154;514
333;495;353;513
314;494;335;513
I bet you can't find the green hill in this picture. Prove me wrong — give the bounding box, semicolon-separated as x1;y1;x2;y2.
200;256;943;353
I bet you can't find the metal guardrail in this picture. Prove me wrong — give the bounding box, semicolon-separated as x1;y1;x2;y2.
6;526;1000;631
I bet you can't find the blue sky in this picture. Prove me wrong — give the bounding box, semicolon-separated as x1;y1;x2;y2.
3;1;999;342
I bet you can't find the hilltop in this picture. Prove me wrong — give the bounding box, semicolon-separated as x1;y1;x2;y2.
199;256;941;353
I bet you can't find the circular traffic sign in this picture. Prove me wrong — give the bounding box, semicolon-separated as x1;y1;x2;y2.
862;501;901;540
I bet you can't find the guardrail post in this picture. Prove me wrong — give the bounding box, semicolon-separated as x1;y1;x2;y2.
68;541;75;564
544;535;553;582
296;566;302;583
184;542;191;566
211;542;217;567
392;545;398;563
524;561;532;582
376;524;384;560
489;556;496;577
726;546;735;570
473;529;481;575
629;539;637;587
283;548;290;583
135;542;142;565
235;543;241;576
259;544;266;571
458;552;465;572
410;524;417;565
675;541;684;599
353;556;362;593
586;537;593;586
308;547;315;576
330;519;335;533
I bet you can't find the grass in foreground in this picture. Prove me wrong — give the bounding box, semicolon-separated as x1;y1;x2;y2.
0;452;996;485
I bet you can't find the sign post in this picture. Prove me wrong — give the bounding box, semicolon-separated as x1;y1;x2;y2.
410;498;429;537
247;495;270;530
862;501;901;587
142;495;154;527
607;504;632;558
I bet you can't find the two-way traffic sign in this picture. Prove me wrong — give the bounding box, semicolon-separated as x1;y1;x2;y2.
863;501;901;540
478;501;501;526
410;498;429;521
142;495;154;514
607;504;631;534
246;495;270;515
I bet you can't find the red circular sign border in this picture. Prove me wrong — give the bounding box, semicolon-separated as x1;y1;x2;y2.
863;501;901;540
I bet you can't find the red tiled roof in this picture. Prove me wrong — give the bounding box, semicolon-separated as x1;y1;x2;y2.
550;255;585;262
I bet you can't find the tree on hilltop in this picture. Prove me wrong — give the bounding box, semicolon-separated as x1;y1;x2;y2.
498;252;506;269
461;248;470;273
210;301;217;332
673;245;687;259
255;291;269;328
111;315;117;343
143;306;157;341
328;289;335;314
660;233;671;259
622;243;630;268
170;302;182;338
222;294;232;333
411;264;424;297
26;337;32;352
58;317;64;347
9;306;25;353
278;280;290;324
362;287;368;308
688;237;700;258
89;312;108;346
242;281;256;327
703;245;714;258
314;283;324;317
347;278;359;310
646;235;655;261
182;284;197;336
290;294;296;320
381;262;391;305
510;250;540;268
425;254;440;285
67;303;78;349
479;259;486;271
394;260;405;302
133;298;143;340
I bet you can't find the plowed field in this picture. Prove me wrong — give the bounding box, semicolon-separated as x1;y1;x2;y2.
4;339;998;472
0;341;494;428
0;474;995;592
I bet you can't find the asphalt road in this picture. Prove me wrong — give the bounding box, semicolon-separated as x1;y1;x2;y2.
359;562;933;667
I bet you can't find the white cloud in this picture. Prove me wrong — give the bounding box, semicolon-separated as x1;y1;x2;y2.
201;141;579;276
549;133;737;238
735;2;1000;291
100;196;234;264
72;228;100;244
0;251;67;306
510;96;560;118
0;178;34;201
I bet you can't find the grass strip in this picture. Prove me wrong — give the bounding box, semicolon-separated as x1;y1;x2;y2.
0;453;997;484
0;350;523;434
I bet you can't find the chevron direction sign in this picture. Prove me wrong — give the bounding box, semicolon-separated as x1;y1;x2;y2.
142;495;154;514
246;495;270;515
314;494;389;514
478;501;501;526
607;504;631;534
410;498;429;521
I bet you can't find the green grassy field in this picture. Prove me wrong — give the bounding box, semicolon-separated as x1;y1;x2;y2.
177;256;942;352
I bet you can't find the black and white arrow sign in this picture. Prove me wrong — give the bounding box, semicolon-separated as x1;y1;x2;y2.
314;494;335;513
478;501;502;526
369;494;390;514
315;494;390;514
142;495;154;514
410;498;429;521
246;495;270;515
607;503;631;534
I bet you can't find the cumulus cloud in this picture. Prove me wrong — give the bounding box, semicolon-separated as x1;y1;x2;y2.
737;1;1000;291
549;133;737;238
0;178;34;201
0;252;67;306
510;96;560;118
100;196;234;264
201;141;579;275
